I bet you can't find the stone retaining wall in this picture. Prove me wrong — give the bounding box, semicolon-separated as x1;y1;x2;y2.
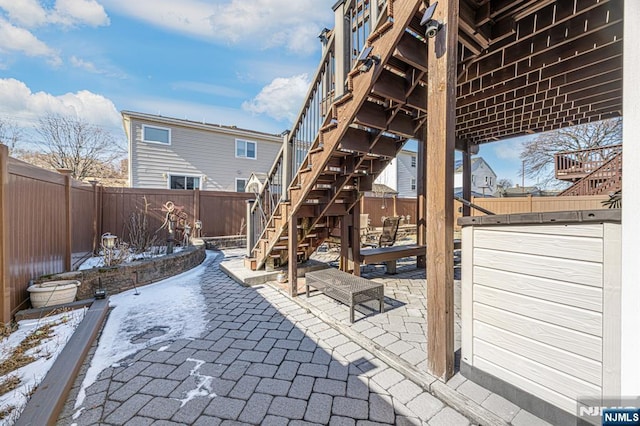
203;235;246;250
37;240;206;301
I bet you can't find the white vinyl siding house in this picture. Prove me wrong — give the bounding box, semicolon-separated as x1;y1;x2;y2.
123;111;283;192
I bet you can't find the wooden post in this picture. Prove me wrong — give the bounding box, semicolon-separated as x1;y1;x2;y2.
58;169;73;272
288;213;298;297
333;0;350;98
340;215;350;272
246;200;255;257
282;133;292;201
392;196;397;217
0;145;10;323
462;144;471;216
194;188;200;222
351;201;361;276
426;0;458;381
90;180;99;254
416;135;426;268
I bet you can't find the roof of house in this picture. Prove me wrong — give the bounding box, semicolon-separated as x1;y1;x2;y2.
121;110;285;141
453;157;497;177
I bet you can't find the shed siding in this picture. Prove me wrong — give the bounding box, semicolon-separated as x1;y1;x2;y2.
463;223;608;415
130;118;281;191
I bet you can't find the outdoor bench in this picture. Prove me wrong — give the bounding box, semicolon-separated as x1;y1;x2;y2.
305;268;385;323
358;243;426;274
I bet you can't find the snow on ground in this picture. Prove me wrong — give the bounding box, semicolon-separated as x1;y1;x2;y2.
73;250;218;410
78;246;185;271
0;309;86;425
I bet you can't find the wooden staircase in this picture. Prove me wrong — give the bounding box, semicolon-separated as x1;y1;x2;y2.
247;0;427;270
559;150;622;196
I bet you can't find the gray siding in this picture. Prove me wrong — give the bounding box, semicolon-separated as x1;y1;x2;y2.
129;118;281;191
396;151;417;198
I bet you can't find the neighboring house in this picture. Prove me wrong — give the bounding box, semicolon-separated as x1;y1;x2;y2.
122;111;284;192
374;149;418;198
364;183;398;198
377;150;498;199
453;157;498;197
498;185;561;197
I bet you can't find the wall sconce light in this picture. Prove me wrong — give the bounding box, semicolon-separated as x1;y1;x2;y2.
421;1;443;38
162;173;168;179
357;46;380;73
318;27;330;43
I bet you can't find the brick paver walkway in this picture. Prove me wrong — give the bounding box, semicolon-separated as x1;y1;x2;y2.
59;251;471;425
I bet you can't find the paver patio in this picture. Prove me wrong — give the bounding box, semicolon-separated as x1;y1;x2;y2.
58;249;549;425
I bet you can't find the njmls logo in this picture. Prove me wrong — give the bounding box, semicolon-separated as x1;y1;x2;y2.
577;397;640;426
602;409;640;426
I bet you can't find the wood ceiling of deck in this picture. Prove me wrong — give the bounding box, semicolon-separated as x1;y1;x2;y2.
454;0;623;144
371;0;623;145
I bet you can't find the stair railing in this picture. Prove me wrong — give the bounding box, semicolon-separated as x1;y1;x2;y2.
559;151;623;196
554;144;623;180
249;0;390;255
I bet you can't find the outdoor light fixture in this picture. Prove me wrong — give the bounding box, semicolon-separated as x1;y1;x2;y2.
356;46;380;73
102;233;117;249
101;233;118;266
318;27;330;43
421;1;442;38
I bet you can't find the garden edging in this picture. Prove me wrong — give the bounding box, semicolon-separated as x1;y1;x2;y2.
35;239;206;301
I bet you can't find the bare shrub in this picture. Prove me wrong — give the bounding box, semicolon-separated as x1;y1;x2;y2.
127;196;158;254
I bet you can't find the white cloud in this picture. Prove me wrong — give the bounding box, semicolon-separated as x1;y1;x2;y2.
0;0;47;27
70;55;127;79
0;78;121;130
100;0;332;54
0;0;109;28
490;138;525;160
0;18;61;65
51;0;110;27
242;74;310;122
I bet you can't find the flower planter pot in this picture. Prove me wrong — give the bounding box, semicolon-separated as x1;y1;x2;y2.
28;280;81;308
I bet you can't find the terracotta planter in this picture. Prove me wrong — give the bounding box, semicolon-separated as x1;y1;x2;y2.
28;280;80;308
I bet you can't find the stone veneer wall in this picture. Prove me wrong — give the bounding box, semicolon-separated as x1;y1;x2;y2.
37;240;206;300
203;236;246;250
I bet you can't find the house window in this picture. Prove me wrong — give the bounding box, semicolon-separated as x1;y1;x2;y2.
143;125;171;144
236;139;257;159
411;156;416;167
236;178;248;192
169;175;200;190
410;178;416;190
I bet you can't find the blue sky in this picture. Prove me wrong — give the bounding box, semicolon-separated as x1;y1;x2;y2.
0;0;532;185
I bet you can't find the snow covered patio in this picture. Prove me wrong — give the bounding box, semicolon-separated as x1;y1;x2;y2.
16;248;546;425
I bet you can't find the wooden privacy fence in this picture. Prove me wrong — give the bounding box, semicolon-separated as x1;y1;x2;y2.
0;143;612;323
0;146;255;322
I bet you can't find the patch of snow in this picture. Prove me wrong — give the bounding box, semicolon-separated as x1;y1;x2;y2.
157;345;170;352
0;309;86;425
74;251;217;409
176;358;217;407
78;246;186;271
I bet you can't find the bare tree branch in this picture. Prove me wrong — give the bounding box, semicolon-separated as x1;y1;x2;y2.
0;118;24;155
31;114;126;180
519;118;622;188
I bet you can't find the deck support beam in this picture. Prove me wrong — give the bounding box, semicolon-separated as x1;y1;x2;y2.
288;213;298;297
462;141;472;216
416;133;426;268
351;201;361;276
426;0;458;381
